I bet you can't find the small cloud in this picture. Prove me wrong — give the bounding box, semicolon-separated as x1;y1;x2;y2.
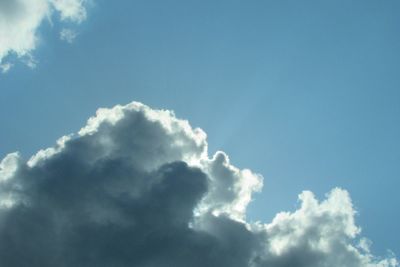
51;0;88;23
0;63;12;73
60;28;78;43
23;54;38;69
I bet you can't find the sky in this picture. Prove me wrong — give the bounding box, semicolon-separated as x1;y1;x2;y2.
1;0;400;265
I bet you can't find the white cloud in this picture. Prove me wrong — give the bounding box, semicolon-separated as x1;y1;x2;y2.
60;28;78;43
50;0;87;23
0;63;12;73
0;152;20;181
250;188;399;267
0;101;397;267
0;0;89;72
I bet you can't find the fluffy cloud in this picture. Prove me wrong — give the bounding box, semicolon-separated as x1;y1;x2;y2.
0;101;397;267
0;0;88;72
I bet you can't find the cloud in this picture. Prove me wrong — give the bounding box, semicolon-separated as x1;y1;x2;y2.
60;28;78;43
50;0;87;23
0;0;89;71
0;101;397;267
0;62;12;73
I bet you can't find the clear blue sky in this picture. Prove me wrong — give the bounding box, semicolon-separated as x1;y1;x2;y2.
1;0;399;256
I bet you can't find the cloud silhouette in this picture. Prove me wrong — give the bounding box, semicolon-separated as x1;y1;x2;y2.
0;102;397;266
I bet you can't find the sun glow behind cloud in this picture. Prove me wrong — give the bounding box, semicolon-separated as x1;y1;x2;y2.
0;102;397;267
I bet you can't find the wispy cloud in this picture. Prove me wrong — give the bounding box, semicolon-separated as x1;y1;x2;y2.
60;28;78;43
0;63;12;73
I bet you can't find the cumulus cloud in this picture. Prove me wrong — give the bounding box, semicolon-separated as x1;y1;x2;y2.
0;0;89;71
0;101;397;267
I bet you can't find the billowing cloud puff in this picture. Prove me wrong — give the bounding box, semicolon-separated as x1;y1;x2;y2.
0;102;397;266
0;0;88;72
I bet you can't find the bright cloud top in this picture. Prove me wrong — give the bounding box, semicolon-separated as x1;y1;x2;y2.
0;0;89;72
0;101;397;267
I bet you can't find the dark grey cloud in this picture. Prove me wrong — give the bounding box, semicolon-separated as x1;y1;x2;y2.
0;102;397;267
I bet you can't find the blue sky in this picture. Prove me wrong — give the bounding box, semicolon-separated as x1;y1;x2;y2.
1;0;400;258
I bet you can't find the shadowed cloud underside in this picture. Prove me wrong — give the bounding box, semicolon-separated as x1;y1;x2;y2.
0;102;397;267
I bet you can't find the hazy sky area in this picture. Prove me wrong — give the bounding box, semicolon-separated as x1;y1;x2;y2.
1;0;399;264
